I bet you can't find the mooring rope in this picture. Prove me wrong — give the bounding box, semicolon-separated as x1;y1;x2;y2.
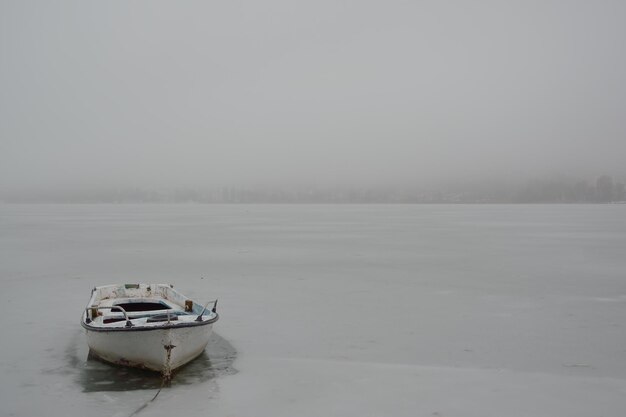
127;342;174;416
127;376;168;417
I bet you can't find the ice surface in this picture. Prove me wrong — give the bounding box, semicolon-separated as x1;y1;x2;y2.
1;204;625;416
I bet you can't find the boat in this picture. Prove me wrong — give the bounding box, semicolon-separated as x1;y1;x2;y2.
81;283;219;379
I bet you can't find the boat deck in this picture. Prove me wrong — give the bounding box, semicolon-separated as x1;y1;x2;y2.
84;284;214;329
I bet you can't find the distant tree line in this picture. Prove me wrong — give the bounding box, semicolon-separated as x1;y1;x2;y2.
1;176;624;204
512;175;625;203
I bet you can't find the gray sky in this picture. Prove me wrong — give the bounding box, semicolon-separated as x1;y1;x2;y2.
1;0;625;191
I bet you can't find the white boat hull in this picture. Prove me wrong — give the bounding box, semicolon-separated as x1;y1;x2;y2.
86;322;214;374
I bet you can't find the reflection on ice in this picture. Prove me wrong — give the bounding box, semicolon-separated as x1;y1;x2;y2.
67;332;236;392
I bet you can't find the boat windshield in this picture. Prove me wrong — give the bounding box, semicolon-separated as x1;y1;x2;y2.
113;300;170;312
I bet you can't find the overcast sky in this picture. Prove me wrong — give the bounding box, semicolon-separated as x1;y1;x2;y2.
1;0;625;191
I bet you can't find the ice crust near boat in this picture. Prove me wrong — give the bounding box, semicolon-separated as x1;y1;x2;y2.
2;205;626;417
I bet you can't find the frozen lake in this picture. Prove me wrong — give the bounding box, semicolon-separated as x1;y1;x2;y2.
1;204;626;416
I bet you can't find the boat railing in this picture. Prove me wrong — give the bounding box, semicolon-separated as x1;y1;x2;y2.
196;299;218;321
85;305;134;327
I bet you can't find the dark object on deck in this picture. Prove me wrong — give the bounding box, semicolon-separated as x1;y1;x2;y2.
115;301;170;312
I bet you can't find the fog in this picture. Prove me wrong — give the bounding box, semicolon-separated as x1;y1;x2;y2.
2;1;626;192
